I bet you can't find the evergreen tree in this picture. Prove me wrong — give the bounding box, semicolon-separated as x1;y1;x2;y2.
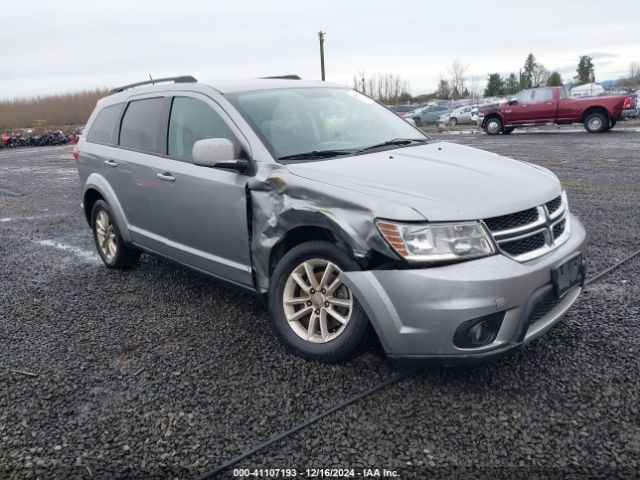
505;73;520;94
435;78;451;99
546;72;563;87
576;56;595;85
484;73;504;97
521;53;538;89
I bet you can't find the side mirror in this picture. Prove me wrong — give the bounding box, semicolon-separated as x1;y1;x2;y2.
192;138;250;173
508;99;518;106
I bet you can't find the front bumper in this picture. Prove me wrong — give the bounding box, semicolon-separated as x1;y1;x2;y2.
340;214;586;363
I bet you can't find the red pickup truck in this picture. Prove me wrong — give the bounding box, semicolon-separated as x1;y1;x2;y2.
478;86;635;134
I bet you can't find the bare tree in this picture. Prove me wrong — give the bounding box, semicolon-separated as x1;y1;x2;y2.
467;76;481;101
531;64;550;87
352;70;370;95
448;60;468;97
630;62;640;82
351;72;410;103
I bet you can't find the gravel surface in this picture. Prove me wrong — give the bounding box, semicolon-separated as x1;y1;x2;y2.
1;129;639;479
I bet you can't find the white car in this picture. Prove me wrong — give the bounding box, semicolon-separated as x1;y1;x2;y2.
439;105;476;125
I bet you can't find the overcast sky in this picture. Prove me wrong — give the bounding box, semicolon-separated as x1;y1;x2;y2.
1;0;638;99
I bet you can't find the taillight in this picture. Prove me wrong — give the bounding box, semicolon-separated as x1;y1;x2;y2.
72;145;79;161
623;97;632;109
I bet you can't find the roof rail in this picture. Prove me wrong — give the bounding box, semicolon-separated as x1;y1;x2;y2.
110;75;197;94
259;75;301;80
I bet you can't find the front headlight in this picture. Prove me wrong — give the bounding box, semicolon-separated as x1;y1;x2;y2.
376;220;496;263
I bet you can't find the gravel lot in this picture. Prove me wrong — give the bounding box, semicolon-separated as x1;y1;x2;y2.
1;128;639;479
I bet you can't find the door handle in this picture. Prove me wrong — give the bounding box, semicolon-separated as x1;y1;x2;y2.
104;159;117;167
156;172;176;182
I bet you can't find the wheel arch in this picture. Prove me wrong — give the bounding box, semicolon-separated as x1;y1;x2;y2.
82;174;132;243
581;105;609;122
83;188;104;225
268;222;357;281
482;112;503;128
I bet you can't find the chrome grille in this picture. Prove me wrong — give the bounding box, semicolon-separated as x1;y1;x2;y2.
483;192;570;262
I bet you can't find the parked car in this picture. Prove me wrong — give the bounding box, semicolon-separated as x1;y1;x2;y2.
438;105;477;125
478;86;636;134
77;75;586;364
470;107;479;124
407;104;449;126
386;104;419;117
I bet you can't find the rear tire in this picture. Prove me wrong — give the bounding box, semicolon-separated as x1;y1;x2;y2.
484;116;503;135
584;112;608;133
413;117;422;127
449;117;458;126
268;241;370;363
91;200;140;269
503;127;515;134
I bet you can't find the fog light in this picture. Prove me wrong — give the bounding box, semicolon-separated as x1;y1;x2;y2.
453;312;505;348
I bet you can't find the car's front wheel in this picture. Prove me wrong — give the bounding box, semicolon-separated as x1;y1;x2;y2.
268;241;370;363
91;200;140;269
484;116;503;135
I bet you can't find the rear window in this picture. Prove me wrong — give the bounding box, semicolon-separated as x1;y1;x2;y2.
86;104;123;145
119;98;165;153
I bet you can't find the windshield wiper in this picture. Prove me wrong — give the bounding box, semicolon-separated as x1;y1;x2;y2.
278;149;356;161
358;138;429;152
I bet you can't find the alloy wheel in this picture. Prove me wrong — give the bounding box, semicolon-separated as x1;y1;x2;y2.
282;258;353;343
95;210;117;260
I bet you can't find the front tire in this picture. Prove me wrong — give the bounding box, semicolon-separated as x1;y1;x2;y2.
484;116;503;135
503;127;515;134
268;241;370;363
584;112;608;133
91;200;140;269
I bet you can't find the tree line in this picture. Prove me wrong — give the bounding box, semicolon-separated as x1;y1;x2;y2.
483;53;598;97
0;89;109;131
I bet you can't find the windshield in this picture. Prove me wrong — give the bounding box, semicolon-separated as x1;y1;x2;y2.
227;88;430;161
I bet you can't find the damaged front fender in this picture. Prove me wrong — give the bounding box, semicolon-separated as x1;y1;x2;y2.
247;163;424;292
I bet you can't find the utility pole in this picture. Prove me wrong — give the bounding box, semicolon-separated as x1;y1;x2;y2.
318;31;326;81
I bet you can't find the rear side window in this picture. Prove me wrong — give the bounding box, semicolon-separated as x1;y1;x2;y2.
119;98;165;153
86;104;122;145
168;97;236;160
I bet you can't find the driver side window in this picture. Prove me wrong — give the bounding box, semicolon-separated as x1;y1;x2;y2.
516;89;534;104
168;97;236;161
532;88;553;103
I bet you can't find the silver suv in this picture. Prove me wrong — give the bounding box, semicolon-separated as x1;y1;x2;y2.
77;75;586;364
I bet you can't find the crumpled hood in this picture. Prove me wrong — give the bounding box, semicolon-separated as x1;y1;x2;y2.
287;141;561;221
